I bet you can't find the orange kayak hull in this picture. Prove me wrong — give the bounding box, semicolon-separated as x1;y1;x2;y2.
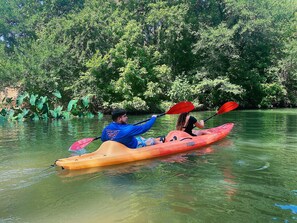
56;123;234;170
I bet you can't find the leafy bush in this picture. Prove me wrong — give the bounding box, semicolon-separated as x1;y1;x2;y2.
168;76;194;102
260;83;287;108
0;91;103;122
111;97;149;112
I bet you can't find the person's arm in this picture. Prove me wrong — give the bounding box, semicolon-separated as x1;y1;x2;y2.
127;115;157;136
194;119;205;129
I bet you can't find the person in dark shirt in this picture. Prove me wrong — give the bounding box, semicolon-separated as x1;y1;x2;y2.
101;109;163;148
176;112;209;136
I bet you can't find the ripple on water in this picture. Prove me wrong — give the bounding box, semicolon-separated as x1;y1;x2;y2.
254;162;270;171
0;168;54;192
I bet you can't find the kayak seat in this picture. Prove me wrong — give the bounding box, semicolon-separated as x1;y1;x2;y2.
95;141;131;155
165;130;193;142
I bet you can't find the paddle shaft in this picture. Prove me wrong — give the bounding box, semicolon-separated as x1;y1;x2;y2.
203;101;239;123
204;113;217;122
132;113;165;125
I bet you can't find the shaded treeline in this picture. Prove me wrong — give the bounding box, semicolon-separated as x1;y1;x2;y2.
0;0;296;112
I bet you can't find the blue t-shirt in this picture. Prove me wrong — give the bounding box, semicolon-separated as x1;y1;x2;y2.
101;117;157;148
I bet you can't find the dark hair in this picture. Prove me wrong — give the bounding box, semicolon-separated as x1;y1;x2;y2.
111;108;127;121
176;112;189;130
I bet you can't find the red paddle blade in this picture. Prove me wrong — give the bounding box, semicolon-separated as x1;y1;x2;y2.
69;138;95;151
217;101;239;115
166;101;195;114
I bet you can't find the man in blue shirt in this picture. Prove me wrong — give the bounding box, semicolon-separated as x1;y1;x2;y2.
101;109;162;148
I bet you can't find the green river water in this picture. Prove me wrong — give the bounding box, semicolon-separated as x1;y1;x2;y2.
0;109;297;223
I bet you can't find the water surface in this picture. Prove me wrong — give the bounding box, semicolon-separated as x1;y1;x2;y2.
1;109;297;222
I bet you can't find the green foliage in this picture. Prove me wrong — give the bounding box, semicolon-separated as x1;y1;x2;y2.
29;94;38;106
0;0;297;110
16;93;29;107
111;97;149;112
53;91;62;99
193;73;244;107
260;83;287;108
169;76;194;102
97;112;103;119
36;96;47;110
67;100;78;112
49;106;63;119
82;96;90;108
0;91;104;122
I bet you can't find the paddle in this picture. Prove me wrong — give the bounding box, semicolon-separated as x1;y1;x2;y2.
204;101;239;122
69;101;195;151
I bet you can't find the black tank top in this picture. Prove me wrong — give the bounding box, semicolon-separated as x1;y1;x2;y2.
183;116;197;136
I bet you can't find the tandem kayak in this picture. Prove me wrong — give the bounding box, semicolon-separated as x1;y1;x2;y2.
55;123;234;170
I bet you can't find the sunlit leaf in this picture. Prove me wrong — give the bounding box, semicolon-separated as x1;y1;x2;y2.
42;113;48;120
49;110;57;118
36;96;47;110
16;92;29;107
30;94;38;106
49;106;63;119
8;110;14;119
82;96;89;108
62;111;71;119
97;112;103;119
36;101;43;110
53;90;62;98
32;113;39;121
40;96;47;104
17;113;24;121
7;111;17;121
55;106;63;114
22;109;29;117
67;100;78;111
16;97;23;107
86;112;94;118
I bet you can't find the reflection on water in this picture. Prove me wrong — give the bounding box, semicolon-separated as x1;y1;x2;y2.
1;109;297;222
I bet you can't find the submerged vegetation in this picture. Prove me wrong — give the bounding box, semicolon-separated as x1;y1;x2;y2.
0;0;297;112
